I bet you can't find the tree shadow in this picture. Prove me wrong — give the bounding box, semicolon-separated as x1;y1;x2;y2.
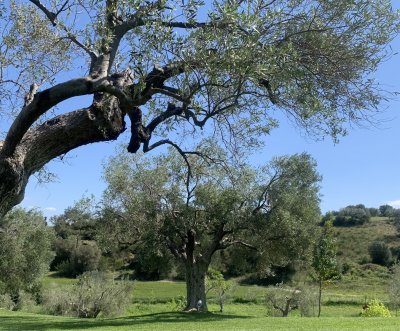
0;311;252;330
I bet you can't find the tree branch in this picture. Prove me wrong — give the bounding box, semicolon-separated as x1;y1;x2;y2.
21;97;125;173
2;74;132;158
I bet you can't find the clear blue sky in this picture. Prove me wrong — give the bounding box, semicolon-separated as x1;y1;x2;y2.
21;4;400;218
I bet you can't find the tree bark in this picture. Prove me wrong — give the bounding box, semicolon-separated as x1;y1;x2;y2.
0;95;126;221
184;260;208;312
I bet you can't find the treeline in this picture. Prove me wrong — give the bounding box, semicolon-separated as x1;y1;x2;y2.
322;204;400;227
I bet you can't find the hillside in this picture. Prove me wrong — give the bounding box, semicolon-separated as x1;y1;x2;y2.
334;217;400;266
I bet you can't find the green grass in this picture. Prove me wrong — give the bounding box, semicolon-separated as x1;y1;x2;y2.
2;273;395;331
1;307;399;331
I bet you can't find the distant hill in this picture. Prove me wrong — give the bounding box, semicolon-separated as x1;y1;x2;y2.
334;217;400;267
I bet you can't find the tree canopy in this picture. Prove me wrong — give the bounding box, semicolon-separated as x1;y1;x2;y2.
0;0;398;219
0;208;54;299
99;147;321;310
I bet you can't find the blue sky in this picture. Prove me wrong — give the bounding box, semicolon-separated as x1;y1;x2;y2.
21;3;400;218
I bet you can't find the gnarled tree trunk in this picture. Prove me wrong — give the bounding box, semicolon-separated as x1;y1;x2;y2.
184;260;208;311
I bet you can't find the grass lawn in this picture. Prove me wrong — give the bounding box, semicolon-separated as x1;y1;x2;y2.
0;307;399;331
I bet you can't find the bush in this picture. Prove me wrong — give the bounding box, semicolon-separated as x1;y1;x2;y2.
43;271;133;318
265;284;316;317
333;205;370;226
368;241;392;266
0;294;15;310
360;299;391;317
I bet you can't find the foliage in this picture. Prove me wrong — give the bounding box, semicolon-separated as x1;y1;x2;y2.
43;271;133;318
368;241;392;266
265;284;315;317
54;238;102;278
0;208;54;300
132;238;175;280
0;294;14;310
313;222;338;281
360;299;391;317
312;221;338;317
51;198;101;277
51;197;97;241
206;268;234;312
379;205;395;217
100;147;321;309
333;205;371;227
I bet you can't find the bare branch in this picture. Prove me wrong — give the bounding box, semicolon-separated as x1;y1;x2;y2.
29;0;57;25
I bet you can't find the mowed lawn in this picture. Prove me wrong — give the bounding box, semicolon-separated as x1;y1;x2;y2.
0;308;399;331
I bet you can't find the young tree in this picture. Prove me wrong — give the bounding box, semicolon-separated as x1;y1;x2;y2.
0;0;398;219
100;147;321;311
312;221;338;317
206;268;233;313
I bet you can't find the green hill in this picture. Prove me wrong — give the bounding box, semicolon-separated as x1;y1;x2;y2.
334;217;400;266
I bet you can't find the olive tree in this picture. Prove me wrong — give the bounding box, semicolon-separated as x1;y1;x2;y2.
0;208;54;301
100;147;321;310
0;0;398;220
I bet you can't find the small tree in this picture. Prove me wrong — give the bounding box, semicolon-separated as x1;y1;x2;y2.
206;269;234;313
265;285;302;317
312;221;338;317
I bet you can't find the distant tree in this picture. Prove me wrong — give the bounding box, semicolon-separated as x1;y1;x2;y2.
312;221;338;317
0;208;54;301
0;0;398;223
52;196;97;240
51;198;101;277
368;241;392;266
379;205;394;217
333;205;371;226
100;148;321;311
392;209;400;238
368;208;379;217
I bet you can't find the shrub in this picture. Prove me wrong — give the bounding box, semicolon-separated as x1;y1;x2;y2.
265;284;316;317
368;241;392;266
360;299;391;317
43;271;133;318
0;294;15;310
333;205;370;226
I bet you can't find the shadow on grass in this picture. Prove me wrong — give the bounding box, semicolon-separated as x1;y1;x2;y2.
0;311;252;330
